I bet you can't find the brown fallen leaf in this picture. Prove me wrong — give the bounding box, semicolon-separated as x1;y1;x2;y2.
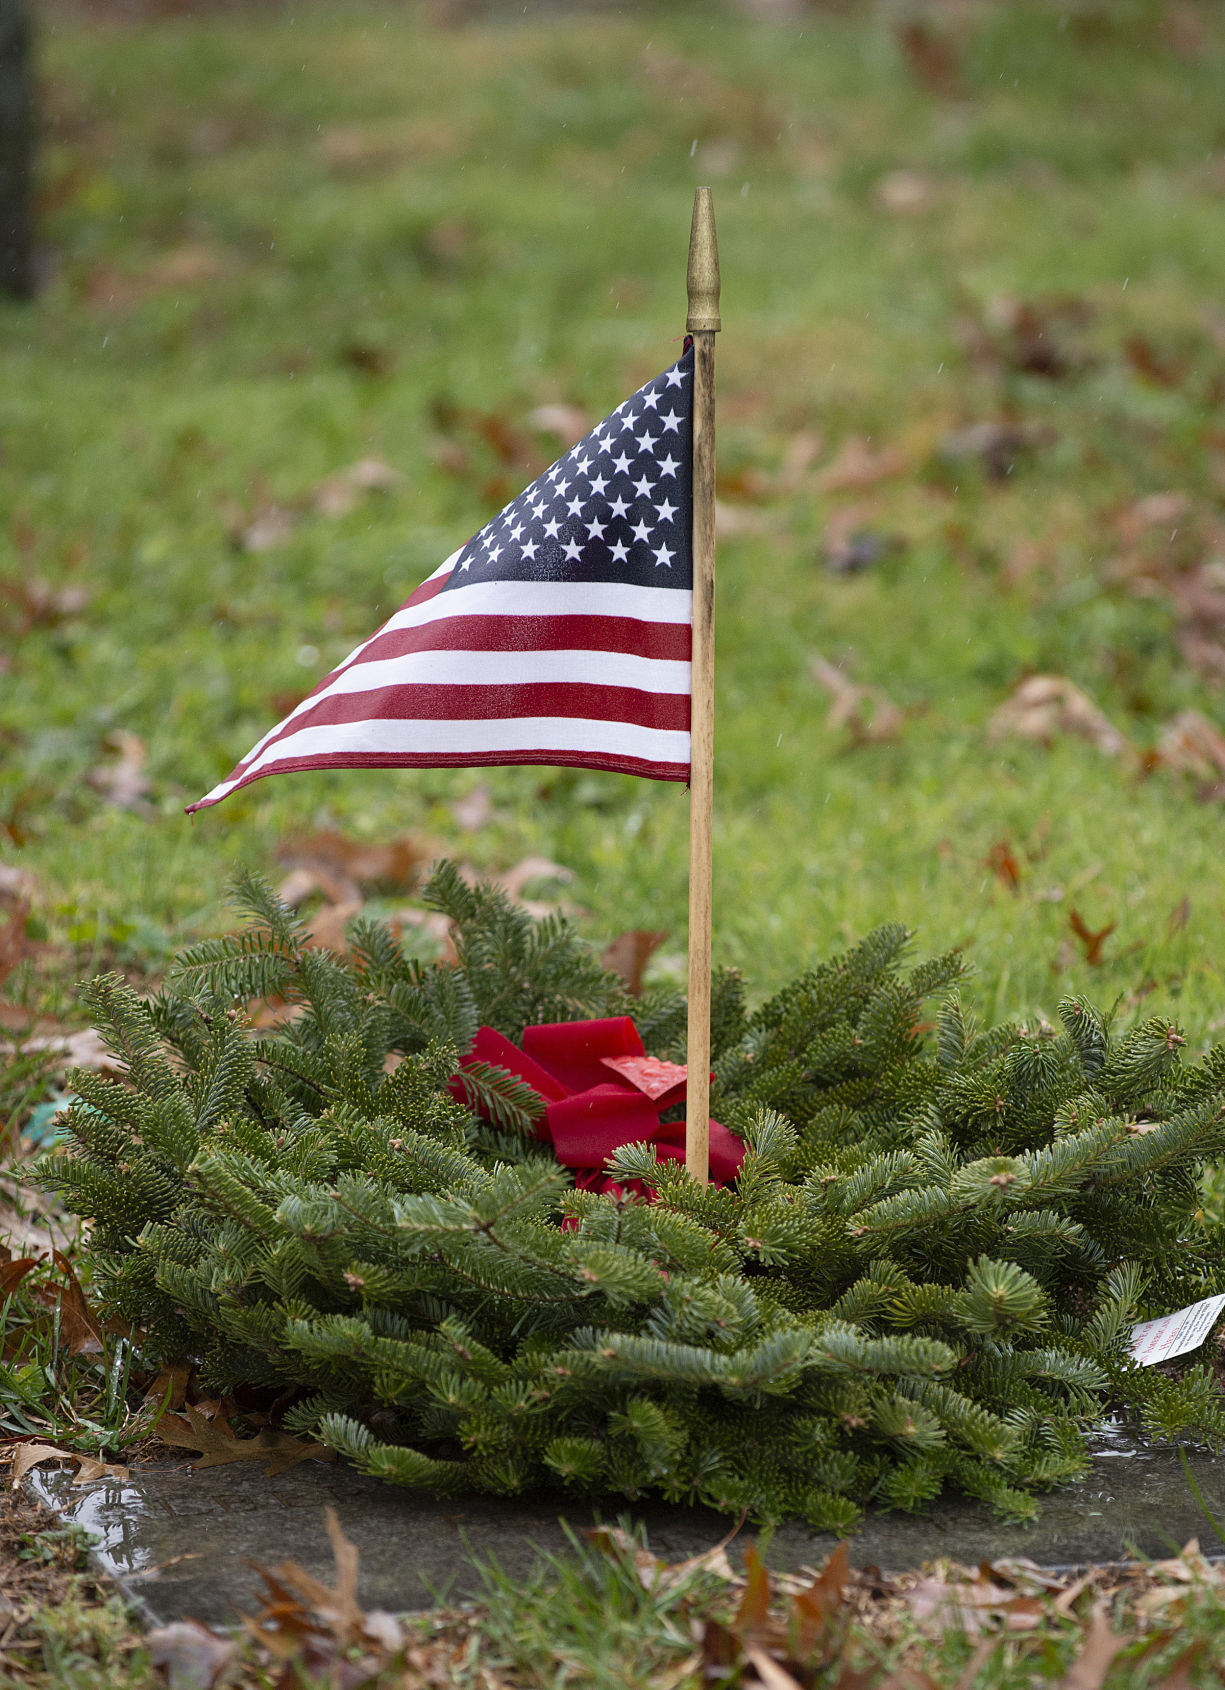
601;930;667;996
583;1515;739;1596
823;504;905;575
735;1543;774;1640
143;1358;191;1411
301;901;364;954
1124;335;1188;390
1117;489;1193;545
816;437;908;494
86;729;152;812
277;829;428;900
986;840;1022;891
0;1254;41;1295
1153;711;1225;784
526;402;589;451
451;783;493;832
0;892;41;989
490;855;575;902
147;1619;237;1690
38;1249;106;1356
792;1540;849;1654
0;863;37;900
1068;910;1115;967
939;420;1052;480
2;1026;114;1071
244;1506;404;1666
585;1523;672;1592
276;865;355;909
9;1442;128;1488
988;676;1130;757
1155;1641;1206;1690
156;1403;334;1477
905;1570;1046;1636
776;429;824;494
715;498;769;537
895;18;961;94
983;294;1093;380
313;457;400;519
0;575;90;638
0;1192;60;1257
985;1556;1069;1595
742;1643;805;1690
810;654;905;746
1059;1603;1128;1690
237;506;297;553
875;169;935;215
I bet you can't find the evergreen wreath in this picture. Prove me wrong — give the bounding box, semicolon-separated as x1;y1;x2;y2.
35;862;1225;1530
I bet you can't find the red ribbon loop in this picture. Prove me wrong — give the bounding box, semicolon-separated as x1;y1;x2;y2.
451;1016;745;1197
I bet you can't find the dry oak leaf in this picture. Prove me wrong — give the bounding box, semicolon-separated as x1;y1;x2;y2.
1153;711;1225;784
585;1516;742;1593
245;1505;404;1659
823;503;905;575
601;929;667;996
86;729;153;812
6;1025;113;1071
142;1358;191;1411
9;1442;128;1488
0;1254;41;1295
313;457;400;519
277;828;428;898
526;402;590;451
810;654;905;746
302;900;364;955
875;168;935;215
816;437;908;495
1059;1603;1129;1690
237;506;297;553
451;782;494;832
147;1619;237;1690
28;1250;106;1357
715;498;769;537
1068;910;1115;968
156;1404;335;1476
986;840;1022;891
484;855;578;916
904;1570;1045;1636
988;676;1130;757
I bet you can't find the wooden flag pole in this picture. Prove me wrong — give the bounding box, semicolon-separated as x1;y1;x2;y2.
685;187;720;1184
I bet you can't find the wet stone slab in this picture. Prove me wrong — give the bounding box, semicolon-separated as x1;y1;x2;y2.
27;1430;1225;1628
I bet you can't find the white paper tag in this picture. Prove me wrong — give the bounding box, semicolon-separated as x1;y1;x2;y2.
1128;1294;1225;1366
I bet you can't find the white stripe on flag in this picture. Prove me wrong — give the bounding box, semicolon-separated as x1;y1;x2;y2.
199;716;689;804
376;579;693;637
295;648;691;699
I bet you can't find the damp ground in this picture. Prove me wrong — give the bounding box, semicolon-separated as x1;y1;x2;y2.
26;1426;1225;1628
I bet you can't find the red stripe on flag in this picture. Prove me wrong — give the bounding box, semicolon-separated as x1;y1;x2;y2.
192;747;690;807
352;613;691;664
248;681;691;738
399;572;450;610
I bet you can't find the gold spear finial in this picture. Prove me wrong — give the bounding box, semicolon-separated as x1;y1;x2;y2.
686;186;721;334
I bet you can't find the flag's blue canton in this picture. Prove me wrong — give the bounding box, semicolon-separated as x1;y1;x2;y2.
445;344;694;595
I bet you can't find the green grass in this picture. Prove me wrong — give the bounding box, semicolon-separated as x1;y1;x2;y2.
5;0;1225;1040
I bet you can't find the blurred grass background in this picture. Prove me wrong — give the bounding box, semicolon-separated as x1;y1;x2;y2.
4;0;1225;1032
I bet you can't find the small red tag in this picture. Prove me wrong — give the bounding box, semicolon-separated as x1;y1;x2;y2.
600;1054;688;1101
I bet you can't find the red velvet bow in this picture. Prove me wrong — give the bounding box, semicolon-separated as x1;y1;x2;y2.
450;1015;745;1197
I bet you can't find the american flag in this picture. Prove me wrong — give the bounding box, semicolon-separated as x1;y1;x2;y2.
189;343;694;812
